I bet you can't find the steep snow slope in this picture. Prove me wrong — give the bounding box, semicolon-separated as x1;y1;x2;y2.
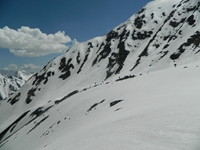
0;61;200;150
0;70;32;100
1;0;200;149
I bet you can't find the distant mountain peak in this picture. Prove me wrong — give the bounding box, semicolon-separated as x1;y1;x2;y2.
0;70;33;100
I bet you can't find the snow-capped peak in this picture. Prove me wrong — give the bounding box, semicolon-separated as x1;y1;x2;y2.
0;70;33;100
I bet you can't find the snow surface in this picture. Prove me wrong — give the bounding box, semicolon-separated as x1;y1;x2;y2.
1;0;200;149
0;61;200;150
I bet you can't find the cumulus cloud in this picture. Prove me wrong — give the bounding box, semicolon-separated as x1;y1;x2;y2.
72;39;79;46
0;26;73;57
4;63;42;73
20;64;42;72
4;64;18;71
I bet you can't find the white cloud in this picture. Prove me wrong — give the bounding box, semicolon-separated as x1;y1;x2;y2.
4;64;18;71
72;39;79;46
4;63;42;73
0;26;73;57
20;64;42;72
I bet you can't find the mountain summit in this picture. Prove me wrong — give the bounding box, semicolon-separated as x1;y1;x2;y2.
1;0;200;149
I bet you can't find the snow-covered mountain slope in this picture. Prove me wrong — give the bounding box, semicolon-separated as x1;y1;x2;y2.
0;70;32;100
1;0;200;149
1;61;200;150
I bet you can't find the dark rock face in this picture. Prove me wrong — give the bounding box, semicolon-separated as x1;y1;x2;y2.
7;92;21;105
27;116;49;134
77;43;93;74
55;90;79;104
59;57;74;80
116;75;135;82
187;15;195;26
0;104;54;144
169;18;186;28
170;31;200;60
30;107;44;117
26;88;37;104
132;30;153;40
87;99;105;112
106;42;130;79
110;100;123;107
134;8;146;29
32;73;46;86
0;110;30;143
134;14;146;29
106;31;119;42
93;43;112;66
32;70;55;86
76;52;81;64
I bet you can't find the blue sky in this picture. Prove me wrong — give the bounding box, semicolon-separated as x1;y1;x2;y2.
0;0;152;72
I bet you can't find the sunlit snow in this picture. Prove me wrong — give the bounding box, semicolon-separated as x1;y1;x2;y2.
1;0;200;149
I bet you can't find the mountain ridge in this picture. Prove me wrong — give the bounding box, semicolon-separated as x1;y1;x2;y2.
0;70;32;100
